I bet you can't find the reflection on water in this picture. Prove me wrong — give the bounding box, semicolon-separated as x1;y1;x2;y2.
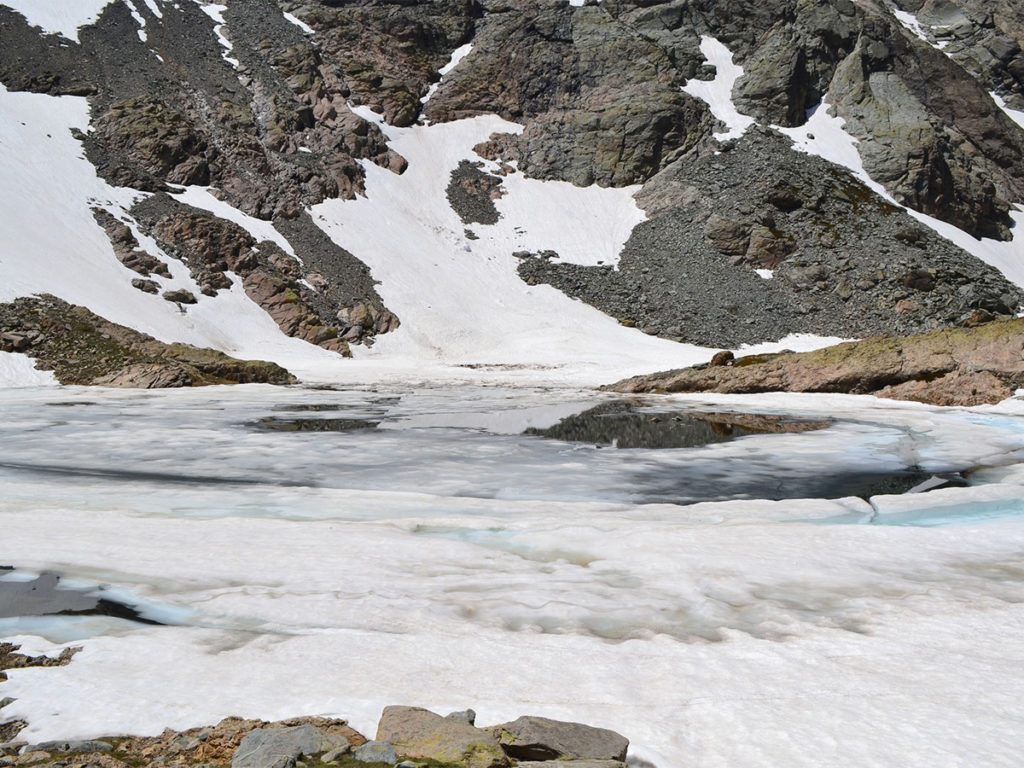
525;400;832;449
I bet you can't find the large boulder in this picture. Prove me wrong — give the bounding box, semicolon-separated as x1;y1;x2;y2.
232;725;349;768
376;706;508;768
491;717;628;762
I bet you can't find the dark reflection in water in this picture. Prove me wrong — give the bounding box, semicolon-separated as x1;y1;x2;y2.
0;571;163;625
253;417;380;432
525;400;832;449
527;401;968;502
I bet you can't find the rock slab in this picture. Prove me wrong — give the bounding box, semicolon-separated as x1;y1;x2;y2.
232;725;348;768
491;717;628;762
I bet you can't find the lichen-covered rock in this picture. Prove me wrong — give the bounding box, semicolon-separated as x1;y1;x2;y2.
376;706;507;768
608;317;1024;407
0;295;296;387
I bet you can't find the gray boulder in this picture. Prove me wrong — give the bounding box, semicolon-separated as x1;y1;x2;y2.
492;717;628;762
353;740;399;765
376;706;506;768
232;725;348;768
24;740;113;754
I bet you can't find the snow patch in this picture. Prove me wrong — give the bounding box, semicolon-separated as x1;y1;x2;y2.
421;44;474;108
0;0;114;42
754;268;774;280
0;352;58;388
992;92;1024;131
125;0;148;42
681;36;755;142
282;10;314;35
142;0;164;19
196;2;240;70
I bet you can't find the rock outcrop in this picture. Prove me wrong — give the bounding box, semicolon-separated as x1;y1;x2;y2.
0;295;296;387
608;317;1024;407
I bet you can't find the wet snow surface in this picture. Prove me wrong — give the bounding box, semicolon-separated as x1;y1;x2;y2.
3;385;1024;767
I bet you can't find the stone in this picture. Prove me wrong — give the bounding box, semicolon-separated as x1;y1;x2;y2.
445;710;476;726
322;744;351;764
491;717;628;762
162;289;198;305
232;725;349;768
376;706;506;768
352;741;398;765
515;761;626;768
703;215;750;257
23;740;113;754
710;350;734;366
132;278;160;294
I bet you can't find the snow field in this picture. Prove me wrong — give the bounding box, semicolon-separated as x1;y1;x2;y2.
0;0;115;42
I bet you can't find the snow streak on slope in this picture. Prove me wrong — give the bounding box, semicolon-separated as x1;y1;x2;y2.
0;84;347;378
681;36;755;142
196;3;240;70
311;111;713;383
777;100;1024;291
0;0;114;42
420;44;473;108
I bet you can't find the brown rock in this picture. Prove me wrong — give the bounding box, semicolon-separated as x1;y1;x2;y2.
703;215;750;257
607;317;1024;406
710;350;735;366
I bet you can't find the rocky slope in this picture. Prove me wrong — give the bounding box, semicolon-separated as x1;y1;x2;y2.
1;0;1024;367
0;295;295;387
608;316;1024;406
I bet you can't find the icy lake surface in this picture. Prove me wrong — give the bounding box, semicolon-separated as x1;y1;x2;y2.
3;384;1024;767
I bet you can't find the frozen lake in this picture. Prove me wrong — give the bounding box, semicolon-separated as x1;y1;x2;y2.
2;383;1024;767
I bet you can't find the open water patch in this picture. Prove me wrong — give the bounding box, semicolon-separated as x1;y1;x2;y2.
0;570;164;626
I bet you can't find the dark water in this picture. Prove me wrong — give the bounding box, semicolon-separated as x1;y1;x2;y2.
0;571;163;625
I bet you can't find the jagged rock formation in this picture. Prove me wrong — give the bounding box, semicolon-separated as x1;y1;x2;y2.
608;317;1024;406
2;0;1024;357
0;295;296;387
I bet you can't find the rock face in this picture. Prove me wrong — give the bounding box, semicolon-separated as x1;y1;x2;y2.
0;295;296;387
2;0;1024;353
233;725;350;768
609;317;1024;407
376;706;508;768
491;717;628;763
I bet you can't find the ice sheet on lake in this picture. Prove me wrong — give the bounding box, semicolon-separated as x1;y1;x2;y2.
2;386;1024;766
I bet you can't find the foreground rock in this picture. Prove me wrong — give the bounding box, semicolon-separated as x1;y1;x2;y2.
492;717;627;763
608;318;1024;407
0;295;295;387
376;706;507;768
